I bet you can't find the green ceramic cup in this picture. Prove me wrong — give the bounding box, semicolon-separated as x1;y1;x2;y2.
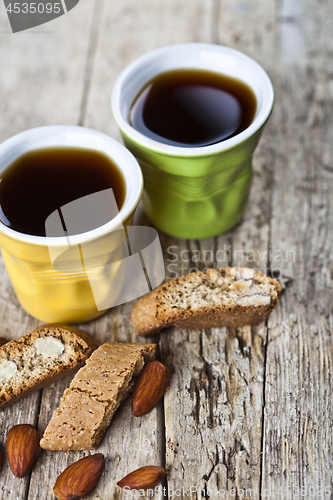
112;43;274;239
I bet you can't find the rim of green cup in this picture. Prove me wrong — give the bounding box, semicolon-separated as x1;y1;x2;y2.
112;43;274;158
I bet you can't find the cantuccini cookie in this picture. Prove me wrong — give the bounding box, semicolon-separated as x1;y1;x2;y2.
131;266;281;336
0;323;97;408
40;342;156;451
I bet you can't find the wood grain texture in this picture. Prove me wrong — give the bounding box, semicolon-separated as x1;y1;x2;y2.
156;0;278;497
0;0;332;498
262;0;333;496
0;1;97;498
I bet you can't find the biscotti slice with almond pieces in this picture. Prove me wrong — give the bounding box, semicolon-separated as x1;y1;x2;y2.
40;342;156;451
0;323;98;408
131;267;281;336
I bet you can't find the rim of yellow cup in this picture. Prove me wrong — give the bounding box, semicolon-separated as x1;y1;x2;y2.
0;125;143;247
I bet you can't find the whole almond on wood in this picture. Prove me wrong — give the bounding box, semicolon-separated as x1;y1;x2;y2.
132;361;169;417
53;453;105;500
117;466;166;489
6;424;40;478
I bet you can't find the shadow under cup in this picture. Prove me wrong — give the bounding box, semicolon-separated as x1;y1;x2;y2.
0;126;143;324
112;43;274;240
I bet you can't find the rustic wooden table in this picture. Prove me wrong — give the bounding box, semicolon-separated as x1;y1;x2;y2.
0;0;332;499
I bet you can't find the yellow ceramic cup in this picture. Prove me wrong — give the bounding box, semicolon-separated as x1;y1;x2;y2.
0;126;143;323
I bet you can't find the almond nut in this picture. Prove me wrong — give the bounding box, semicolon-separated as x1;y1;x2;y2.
0;360;17;382
34;337;64;357
132;361;169;417
230;279;252;290
0;337;8;347
117;466;165;490
6;424;40;478
54;453;105;500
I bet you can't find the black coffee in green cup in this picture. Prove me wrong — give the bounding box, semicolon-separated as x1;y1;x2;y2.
112;43;274;239
130;69;257;148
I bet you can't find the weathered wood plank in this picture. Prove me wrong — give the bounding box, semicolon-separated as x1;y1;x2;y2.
157;0;278;497
262;0;333;495
161;321;267;499
83;0;214;138
0;1;99;498
0;0;94;141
